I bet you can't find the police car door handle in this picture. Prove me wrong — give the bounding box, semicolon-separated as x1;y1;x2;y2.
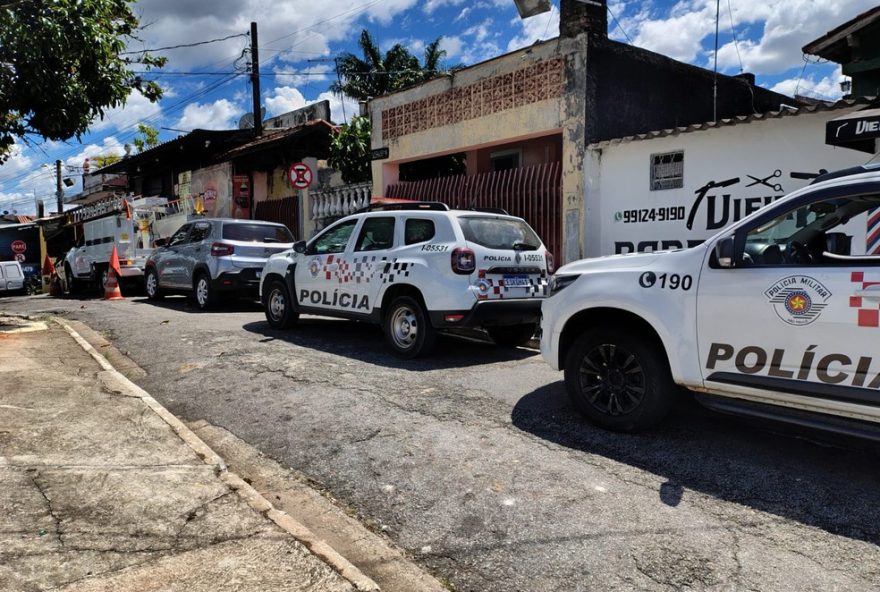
854;288;880;300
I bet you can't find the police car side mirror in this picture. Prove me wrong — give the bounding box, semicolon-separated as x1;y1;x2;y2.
293;240;307;254
714;236;735;268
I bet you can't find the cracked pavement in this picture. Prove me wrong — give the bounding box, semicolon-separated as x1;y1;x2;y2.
3;294;880;591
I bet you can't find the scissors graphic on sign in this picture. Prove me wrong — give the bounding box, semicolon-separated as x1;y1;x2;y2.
746;169;783;192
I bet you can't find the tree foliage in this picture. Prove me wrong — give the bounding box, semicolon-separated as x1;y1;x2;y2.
328;116;371;185
330;30;459;101
92;154;121;168
132;122;160;153
0;0;165;162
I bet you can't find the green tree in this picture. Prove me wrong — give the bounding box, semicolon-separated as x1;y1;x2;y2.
92;154;122;168
132;123;160;153
330;30;458;101
328;116;371;185
0;0;165;162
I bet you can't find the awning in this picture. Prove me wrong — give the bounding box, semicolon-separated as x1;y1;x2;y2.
826;108;880;153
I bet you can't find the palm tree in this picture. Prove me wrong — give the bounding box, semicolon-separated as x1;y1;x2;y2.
331;30;456;101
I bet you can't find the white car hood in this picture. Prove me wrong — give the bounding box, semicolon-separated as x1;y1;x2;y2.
555;251;665;275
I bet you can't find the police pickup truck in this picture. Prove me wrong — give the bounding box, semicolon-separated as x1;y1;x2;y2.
541;164;880;438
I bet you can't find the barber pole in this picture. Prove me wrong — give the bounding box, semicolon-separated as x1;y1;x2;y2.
867;207;880;255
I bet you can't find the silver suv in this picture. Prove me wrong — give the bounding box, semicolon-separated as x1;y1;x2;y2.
145;218;294;309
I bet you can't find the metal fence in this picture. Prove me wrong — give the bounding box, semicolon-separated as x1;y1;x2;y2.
255;196;301;239
384;162;562;263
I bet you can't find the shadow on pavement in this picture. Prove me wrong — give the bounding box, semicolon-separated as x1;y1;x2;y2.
512;382;880;546
129;296;264;313
242;316;539;371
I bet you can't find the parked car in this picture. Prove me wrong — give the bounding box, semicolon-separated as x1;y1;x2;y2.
144;218;295;309
0;260;25;296
541;163;880;438
260;202;553;358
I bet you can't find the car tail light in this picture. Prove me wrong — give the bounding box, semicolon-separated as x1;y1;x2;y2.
451;247;475;275
546;250;555;273
211;242;235;256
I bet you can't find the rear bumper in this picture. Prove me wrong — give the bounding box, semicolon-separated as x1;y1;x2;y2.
212;268;262;294
429;298;543;329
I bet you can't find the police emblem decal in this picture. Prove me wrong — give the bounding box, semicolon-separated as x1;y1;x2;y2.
764;275;831;326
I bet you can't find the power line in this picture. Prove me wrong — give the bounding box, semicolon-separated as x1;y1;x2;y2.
121;33;249;55
606;3;633;44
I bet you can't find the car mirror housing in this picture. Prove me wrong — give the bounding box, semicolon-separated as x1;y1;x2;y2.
293;240;307;254
714;236;735;268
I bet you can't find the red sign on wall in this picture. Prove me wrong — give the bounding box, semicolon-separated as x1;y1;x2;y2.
11;240;26;254
288;162;313;189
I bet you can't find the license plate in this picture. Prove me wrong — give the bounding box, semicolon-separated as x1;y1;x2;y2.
503;275;530;287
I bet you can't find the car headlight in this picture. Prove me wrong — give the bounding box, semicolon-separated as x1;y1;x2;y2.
549;273;580;295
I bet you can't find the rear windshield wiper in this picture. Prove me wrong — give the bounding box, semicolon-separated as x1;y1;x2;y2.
512;242;538;251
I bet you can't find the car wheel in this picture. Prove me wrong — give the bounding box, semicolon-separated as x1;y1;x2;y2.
564;328;674;432
194;273;216;310
263;279;298;329
145;268;163;300
384;295;436;359
487;323;536;347
64;264;80;295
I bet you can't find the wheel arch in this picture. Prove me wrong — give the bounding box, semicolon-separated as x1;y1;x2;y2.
191;264;211;287
379;284;427;323
558;307;671;372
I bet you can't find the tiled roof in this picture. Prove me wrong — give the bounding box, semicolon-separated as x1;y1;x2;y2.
590;96;879;148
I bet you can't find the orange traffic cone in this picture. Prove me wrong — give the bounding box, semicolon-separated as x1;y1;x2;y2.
103;246;124;300
42;255;55;276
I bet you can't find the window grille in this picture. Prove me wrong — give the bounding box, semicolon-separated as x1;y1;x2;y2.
650;151;684;190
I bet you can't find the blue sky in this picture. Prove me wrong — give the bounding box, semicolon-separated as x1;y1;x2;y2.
0;0;873;215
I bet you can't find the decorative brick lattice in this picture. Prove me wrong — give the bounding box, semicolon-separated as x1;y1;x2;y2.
381;58;564;140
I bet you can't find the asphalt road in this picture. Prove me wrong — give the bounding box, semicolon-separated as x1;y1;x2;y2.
4;292;880;591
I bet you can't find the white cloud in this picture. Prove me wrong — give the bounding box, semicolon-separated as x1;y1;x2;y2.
265;86;308;117
316;91;359;125
88;88;164;133
271;63;333;88
423;0;466;15
633;5;714;62
440;36;464;60
175;99;241;130
507;4;559;52
770;66;844;101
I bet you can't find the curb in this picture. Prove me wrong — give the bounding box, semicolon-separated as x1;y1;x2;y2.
52;316;381;592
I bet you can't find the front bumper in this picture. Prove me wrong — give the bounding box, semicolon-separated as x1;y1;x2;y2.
212;268;262;294
429;298;543;329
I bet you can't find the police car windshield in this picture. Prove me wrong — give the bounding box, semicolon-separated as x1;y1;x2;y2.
458;216;540;250
223;223;294;243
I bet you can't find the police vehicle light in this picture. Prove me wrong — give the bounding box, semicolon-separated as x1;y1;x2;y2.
451;247;476;275
546;250;555;273
549;273;580;295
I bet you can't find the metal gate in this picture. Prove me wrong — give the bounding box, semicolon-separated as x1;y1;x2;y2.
384;162;562;263
254;195;301;239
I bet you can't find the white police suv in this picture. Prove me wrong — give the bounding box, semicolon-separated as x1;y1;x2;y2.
542;164;880;438
260;202;553;358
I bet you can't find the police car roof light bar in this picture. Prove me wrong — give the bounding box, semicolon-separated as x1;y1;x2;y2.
363;202;450;212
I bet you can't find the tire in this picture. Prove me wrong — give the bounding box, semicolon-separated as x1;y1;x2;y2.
383;295;436;359
64;264;81;295
145;267;163;300
193;273;216;310
563;328;674;432
263;279;298;329
487;323;536;347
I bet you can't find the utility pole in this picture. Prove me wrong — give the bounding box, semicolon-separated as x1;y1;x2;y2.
55;159;63;214
250;22;262;137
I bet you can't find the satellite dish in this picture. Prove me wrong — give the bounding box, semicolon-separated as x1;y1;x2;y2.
238;113;255;129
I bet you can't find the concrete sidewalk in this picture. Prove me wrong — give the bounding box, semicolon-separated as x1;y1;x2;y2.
0;314;375;592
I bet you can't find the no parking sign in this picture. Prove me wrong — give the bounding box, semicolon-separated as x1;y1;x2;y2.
288;162;313;189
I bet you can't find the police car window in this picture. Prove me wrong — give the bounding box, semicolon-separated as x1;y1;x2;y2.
355;217;395;252
405;219;435;245
458;217;540;250
741;194;880;266
312;219;357;254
